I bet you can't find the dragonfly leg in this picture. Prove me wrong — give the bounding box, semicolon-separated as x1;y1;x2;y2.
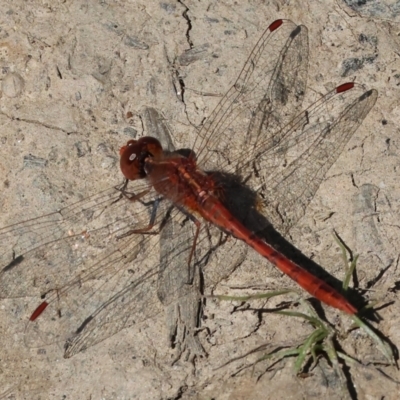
175;208;202;285
188;218;201;284
116;197;162;239
115;179;155;205
119;186;152;203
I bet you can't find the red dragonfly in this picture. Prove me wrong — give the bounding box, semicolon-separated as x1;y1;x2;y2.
0;20;377;358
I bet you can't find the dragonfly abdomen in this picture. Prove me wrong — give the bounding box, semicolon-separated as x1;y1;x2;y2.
198;194;357;315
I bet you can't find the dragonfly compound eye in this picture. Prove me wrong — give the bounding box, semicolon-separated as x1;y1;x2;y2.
119;137;164;180
119;140;147;180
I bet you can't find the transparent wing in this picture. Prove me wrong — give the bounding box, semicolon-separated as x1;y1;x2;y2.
1;183;157;297
194;19;309;173
157;209;206;358
241;84;378;234
0;181;173;344
62;207;232;358
63;264;162;358
141;106;175;152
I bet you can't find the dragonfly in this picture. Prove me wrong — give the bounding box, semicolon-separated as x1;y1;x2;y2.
0;19;377;358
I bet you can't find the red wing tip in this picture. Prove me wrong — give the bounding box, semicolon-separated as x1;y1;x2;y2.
29;301;49;321
268;19;283;32
336;82;355;93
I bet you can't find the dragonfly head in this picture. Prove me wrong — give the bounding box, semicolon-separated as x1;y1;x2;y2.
119;136;163;180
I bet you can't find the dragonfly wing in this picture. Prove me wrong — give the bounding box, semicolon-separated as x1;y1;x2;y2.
194;19;308;173
251;84;378;234
63;204;218;358
63;265;163;358
157;210;206;358
0;182;160;297
0;181;173;349
142;107;176;152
